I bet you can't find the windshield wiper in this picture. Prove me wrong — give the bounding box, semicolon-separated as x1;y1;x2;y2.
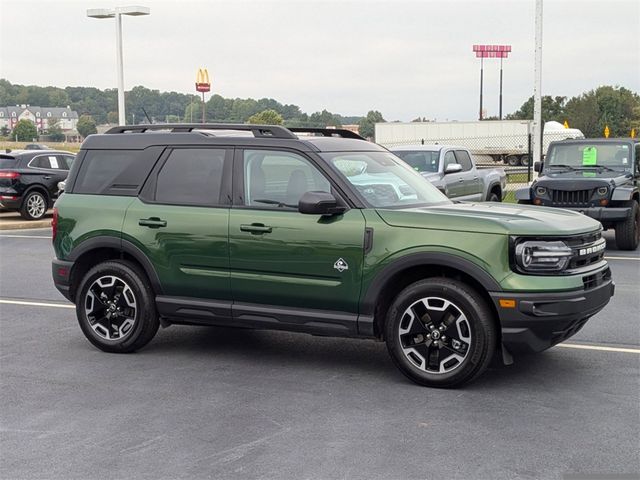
253;199;297;208
548;164;577;171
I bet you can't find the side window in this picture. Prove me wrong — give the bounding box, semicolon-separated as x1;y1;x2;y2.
30;155;52;169
243;150;331;208
443;151;458;169
156;148;226;206
454;150;473;171
59;155;75;170
73;150;155;195
636;144;640;173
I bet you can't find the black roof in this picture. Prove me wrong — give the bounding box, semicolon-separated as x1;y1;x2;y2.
84;124;384;153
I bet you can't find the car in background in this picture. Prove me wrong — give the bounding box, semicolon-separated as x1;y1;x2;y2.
517;138;639;250
24;143;50;150
391;145;506;201
0;150;75;220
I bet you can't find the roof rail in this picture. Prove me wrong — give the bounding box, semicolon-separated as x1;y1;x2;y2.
104;123;298;139
288;127;365;140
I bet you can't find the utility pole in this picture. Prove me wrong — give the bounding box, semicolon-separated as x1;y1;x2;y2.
533;0;544;165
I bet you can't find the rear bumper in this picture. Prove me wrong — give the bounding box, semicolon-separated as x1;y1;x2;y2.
0;195;21;209
489;276;615;353
555;207;630;222
52;259;74;302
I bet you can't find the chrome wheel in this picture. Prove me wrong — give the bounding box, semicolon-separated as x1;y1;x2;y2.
398;296;472;374
84;275;137;341
26;193;46;219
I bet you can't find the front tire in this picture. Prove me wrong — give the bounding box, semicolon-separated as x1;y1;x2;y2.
20;191;47;220
385;278;497;388
76;260;159;353
615;200;639;250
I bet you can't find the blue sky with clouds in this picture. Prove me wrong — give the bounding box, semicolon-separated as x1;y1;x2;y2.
1;0;638;121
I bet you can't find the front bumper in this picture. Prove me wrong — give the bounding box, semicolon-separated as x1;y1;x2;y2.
490;274;615;353
560;207;630;222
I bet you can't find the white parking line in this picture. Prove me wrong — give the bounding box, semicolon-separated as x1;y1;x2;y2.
558;343;640;354
0;298;639;354
604;256;640;261
0;299;74;309
0;234;52;239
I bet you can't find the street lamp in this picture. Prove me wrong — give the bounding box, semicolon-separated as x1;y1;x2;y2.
87;6;150;126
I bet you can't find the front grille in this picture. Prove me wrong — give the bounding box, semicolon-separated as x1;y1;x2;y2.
583;267;611;290
567;231;606;271
549;188;594;206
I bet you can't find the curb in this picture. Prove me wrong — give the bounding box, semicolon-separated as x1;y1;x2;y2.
0;219;52;231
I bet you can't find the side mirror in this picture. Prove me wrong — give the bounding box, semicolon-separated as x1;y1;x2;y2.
298;191;346;216
57;181;66;192
534;161;542;173
444;163;463;174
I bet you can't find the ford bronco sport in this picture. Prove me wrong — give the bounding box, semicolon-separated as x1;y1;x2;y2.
52;124;615;387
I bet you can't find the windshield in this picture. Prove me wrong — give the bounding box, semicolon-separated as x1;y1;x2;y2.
546;143;632;171
321;151;450;209
392;150;440;173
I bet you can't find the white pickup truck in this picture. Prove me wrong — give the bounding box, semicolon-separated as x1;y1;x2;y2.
391;144;507;201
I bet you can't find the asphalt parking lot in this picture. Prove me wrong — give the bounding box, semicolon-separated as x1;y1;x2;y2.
0;228;638;480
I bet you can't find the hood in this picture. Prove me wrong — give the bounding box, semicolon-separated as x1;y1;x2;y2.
537;169;630;189
376;202;601;236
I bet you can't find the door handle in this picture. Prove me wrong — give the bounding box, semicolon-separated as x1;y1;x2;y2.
240;223;272;234
139;217;167;228
43;176;52;180
458;178;464;182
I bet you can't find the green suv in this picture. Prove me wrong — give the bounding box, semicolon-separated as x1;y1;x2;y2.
52;124;615;387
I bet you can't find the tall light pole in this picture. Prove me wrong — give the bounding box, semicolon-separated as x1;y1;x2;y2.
472;45;511;120
87;6;150;126
533;0;544;164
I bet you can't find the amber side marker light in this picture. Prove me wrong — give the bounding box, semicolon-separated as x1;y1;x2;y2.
600;199;608;206
533;199;542;205
499;299;517;308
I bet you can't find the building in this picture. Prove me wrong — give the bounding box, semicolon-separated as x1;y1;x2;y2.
0;105;79;132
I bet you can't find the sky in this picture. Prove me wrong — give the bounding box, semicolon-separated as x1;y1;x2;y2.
0;0;638;122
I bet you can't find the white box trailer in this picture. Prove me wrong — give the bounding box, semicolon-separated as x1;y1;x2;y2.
375;120;584;166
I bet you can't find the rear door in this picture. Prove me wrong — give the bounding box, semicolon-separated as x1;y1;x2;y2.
454;150;482;200
122;147;232;303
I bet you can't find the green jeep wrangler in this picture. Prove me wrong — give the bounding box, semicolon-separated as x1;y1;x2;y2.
52;124;615;387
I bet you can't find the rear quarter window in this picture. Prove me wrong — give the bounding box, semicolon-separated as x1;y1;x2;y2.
72;148;161;195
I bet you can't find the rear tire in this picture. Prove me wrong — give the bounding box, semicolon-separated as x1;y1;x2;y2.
20;191;47;220
506;155;520;167
615;200;639;250
520;155;530;167
384;278;497;388
75;260;159;353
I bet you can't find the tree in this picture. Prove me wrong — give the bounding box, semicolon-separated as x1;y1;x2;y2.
564;86;640;137
507;95;567;123
247;109;284;125
77;115;97;138
107;111;119;124
358;110;385;140
47;118;65;142
11;119;37;141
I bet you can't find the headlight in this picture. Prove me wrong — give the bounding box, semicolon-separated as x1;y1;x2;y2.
535;186;547;196
597;186;608;196
514;240;573;273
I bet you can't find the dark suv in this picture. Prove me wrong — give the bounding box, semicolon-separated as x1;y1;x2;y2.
517;139;639;250
0;150;75;220
52;124;614;387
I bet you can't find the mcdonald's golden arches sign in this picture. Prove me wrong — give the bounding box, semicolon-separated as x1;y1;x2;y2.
196;68;210;93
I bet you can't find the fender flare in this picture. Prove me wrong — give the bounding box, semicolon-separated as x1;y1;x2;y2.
66;236;164;294
515;187;531;202
611;186;639;202
360;251;502;317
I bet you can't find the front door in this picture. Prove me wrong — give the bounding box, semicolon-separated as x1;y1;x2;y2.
229;148;366;320
122;147;232;301
442;150;466;198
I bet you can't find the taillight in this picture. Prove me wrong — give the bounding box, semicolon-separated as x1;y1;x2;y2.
52;207;58;242
0;171;20;179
